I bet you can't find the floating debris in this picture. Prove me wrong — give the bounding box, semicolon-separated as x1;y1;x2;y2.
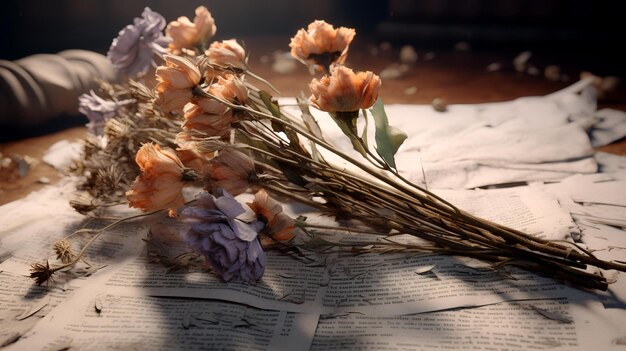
404;86;417;95
544;65;561;81
424;52;436;61
379;63;409;80
399;45;418;64
368;45;379;56
379;41;392;51
486;62;502;72
513;51;532;72
272;52;297;74
526;66;540;76
432;98;448;112
0;153;38;182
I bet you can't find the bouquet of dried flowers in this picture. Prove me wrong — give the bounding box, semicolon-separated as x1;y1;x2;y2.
31;6;626;290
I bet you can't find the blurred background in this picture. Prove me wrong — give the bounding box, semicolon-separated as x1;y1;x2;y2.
1;0;625;75
1;0;626;142
2;0;626;203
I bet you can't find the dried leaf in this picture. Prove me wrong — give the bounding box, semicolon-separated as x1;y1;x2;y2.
527;305;573;324
414;264;437;274
94;297;103;314
73;265;107;278
0;332;21;348
16;297;49;321
278;289;306;304
370;98;407;169
296;96;323;139
297;96;323;162
181;313;192;329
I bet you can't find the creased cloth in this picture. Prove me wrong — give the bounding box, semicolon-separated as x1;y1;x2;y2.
0;50;118;127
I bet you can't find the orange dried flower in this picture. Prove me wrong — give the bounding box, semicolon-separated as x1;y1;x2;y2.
206;149;256;196
210;73;248;104
155;54;201;115
126;143;186;216
181;74;246;137
309;65;381;112
166;6;217;54
290;20;356;73
175;148;213;176
182;97;234;139
204;39;247;72
248;189;295;241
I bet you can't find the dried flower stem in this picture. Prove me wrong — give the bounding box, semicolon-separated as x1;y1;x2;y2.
30;209;164;285
200;87;626;290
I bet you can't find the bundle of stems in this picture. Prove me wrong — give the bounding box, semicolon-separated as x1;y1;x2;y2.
206;84;626;291
36;8;624;291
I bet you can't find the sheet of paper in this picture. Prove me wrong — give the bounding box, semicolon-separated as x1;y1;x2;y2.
5;285;319;351
310;297;626;351
0;271;75;347
281;80;608;189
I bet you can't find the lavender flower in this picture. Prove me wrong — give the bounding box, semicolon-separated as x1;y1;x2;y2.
181;190;265;284
78;90;133;135
107;7;171;77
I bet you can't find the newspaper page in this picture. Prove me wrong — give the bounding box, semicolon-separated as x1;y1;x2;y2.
4;285;319;351
310;298;626;351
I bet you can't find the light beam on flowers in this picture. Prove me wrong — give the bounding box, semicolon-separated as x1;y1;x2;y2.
166;6;217;55
155;54;202;115
126;143;186;216
290;20;356;73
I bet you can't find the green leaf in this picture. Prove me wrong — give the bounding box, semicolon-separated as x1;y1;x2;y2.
361;109;369;150
328;111;367;157
259;90;281;118
371;98;407;169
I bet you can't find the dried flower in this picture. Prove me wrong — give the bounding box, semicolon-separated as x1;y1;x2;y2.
166;6;217;54
78;91;134;135
290;20;356;73
107;7;171;77
248;189;296;241
69;192;99;214
181;191;265;284
175;147;213;175
182;98;233;138
54;240;76;264
204;39;247;72
309;65;381;112
205;149;256;196
209;73;248;104
126;143;185;216
155;54;202;115
30;261;54;286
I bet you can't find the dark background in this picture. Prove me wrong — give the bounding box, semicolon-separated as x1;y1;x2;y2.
1;0;625;76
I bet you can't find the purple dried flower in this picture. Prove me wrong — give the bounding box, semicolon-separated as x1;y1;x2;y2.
78;90;133;135
181;190;266;284
107;7;171;77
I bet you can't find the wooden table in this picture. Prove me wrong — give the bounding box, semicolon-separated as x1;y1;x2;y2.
1;37;625;206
